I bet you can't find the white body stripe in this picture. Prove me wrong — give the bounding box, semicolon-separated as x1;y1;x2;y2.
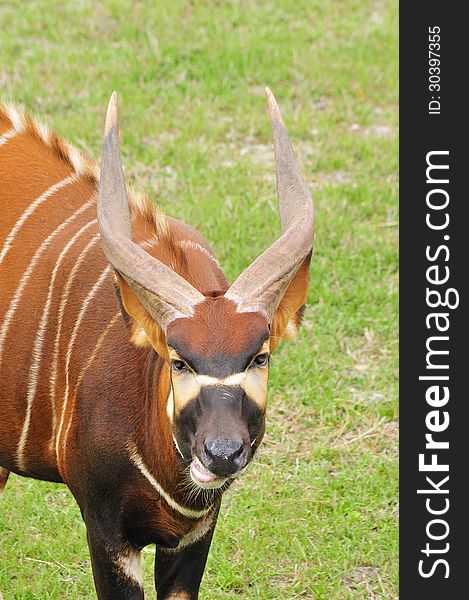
48;232;100;434
178;240;221;268
55;266;112;460
0;128;18;148
0;191;92;373
72;311;121;400
59;311;121;455
128;442;209;519
16;216;96;471
0;174;79;268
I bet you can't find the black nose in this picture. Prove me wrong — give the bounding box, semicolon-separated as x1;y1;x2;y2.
203;436;245;476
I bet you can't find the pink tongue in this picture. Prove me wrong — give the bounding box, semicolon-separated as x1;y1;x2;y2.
191;458;217;483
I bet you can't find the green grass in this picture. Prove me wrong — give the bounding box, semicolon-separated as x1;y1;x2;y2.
0;0;398;597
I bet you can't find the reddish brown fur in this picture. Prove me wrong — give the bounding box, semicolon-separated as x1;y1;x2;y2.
0;467;9;494
0;113;12;136
0;103;307;478
0;102;310;598
167;297;268;357
0;103;224;506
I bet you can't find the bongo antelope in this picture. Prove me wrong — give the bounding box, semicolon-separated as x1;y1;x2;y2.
0;89;314;599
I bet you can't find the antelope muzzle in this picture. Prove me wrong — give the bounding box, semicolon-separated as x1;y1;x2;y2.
176;383;266;489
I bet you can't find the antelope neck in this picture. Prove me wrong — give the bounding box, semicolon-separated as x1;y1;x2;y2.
135;351;211;516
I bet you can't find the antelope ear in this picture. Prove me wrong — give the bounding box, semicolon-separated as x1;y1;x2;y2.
114;272;169;359
269;251;312;352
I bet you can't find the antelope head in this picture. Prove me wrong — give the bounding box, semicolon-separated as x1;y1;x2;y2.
97;89;314;490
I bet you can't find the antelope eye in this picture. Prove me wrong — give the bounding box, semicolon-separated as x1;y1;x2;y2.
172;359;188;373
253;353;269;367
